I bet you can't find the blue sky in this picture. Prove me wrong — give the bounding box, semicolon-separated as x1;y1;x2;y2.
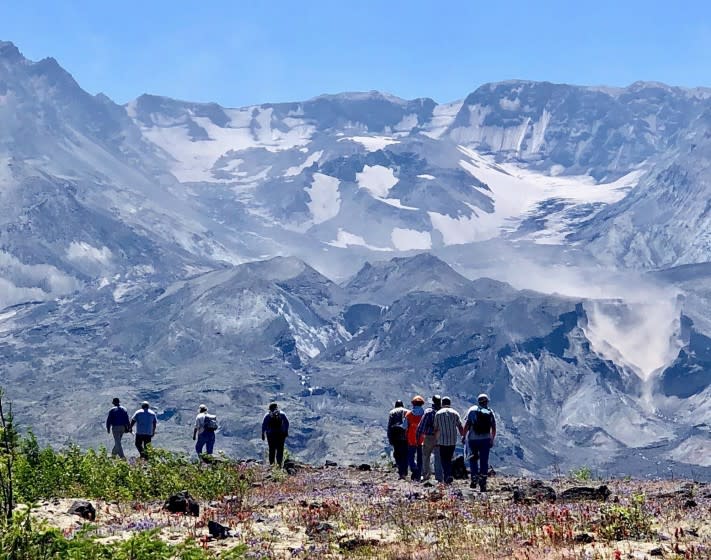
2;0;709;106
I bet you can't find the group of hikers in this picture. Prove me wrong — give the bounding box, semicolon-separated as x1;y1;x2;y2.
387;393;496;491
105;393;496;488
105;398;290;465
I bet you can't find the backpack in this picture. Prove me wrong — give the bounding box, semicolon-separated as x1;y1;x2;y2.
269;411;283;434
203;414;218;432
470;406;493;435
387;409;407;443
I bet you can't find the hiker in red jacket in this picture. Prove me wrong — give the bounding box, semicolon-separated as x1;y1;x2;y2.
404;395;426;481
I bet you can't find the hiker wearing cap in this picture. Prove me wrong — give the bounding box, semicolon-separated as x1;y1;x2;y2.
403;395;425;481
433;396;464;484
193;404;218;457
416;394;443;482
464;393;497;492
105;397;130;459
261;402;289;467
129;401;157;459
387;399;409;479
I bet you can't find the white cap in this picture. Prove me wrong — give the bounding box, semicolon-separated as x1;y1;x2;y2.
477;393;489;402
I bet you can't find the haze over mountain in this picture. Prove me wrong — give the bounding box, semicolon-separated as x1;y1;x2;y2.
0;41;708;476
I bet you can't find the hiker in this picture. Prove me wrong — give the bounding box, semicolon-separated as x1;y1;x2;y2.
433;396;464;484
463;393;497;492
261;402;289;467
129;401;157;459
387;399;409;479
192;404;218;457
416;394;443;482
105;397;130;459
404;395;425;481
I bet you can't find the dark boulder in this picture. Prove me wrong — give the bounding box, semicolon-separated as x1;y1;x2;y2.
68;501;96;521
560;485;611;501
208;520;231;539
513;480;556;504
574;533;594;543
283;459;301;475
357;463;371;471
164;491;200;516
339;536;380;551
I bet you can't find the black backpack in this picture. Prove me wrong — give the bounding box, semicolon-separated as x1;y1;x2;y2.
387;409;407;443
471;406;493;435
269;411;283;435
203;414;218;431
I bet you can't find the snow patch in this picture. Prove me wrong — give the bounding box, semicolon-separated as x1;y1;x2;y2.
284;150;323;177
356;165;398;197
136;107;314;182
377;198;419;211
391;228;432;250
328;229;391;251
66;242;112;266
306;173;341;224
417;174;435;180
431;146;645;245
339;136;399;151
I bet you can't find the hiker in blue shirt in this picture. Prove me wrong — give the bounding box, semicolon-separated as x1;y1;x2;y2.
261;402;289;467
130;401;157;459
193;404;217;457
105;397;130;459
463;393;497;492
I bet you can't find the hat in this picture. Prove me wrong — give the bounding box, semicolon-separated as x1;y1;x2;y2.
394;399;404;408
141;401;149;409
411;395;425;405
199;404;208;412
112;397;120;405
269;402;278;412
431;394;442;405
477;393;490;402
441;396;451;406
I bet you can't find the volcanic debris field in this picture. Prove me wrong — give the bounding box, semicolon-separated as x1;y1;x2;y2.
11;453;711;560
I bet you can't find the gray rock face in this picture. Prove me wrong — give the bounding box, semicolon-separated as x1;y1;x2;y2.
446;80;707;180
1;253;708;477
0;41;710;477
572;110;711;268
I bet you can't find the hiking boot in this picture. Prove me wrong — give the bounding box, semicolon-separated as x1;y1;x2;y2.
479;476;488;492
469;480;477;489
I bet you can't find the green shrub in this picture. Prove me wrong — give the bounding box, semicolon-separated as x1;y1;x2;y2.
599;493;652;541
13;440;255;505
569;465;593;482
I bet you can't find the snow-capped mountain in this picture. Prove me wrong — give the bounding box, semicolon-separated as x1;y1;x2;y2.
0;40;709;474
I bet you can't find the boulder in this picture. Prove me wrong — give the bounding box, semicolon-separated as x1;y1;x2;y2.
573;533;594;543
560;485;611;501
164;491;200;516
67;501;96;521
513;480;556;504
339;536;380;551
207;520;231;539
